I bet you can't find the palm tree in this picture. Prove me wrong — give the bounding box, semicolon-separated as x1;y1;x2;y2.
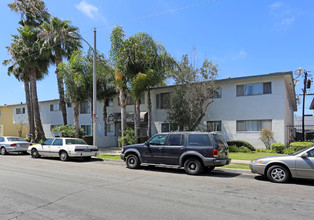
12;25;51;141
8;0;50;27
3;57;35;141
59;50;90;138
41;17;82;125
7;0;51;141
90;53;117;136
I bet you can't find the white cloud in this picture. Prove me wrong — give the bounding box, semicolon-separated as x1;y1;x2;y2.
268;2;295;29
76;1;98;19
232;49;247;61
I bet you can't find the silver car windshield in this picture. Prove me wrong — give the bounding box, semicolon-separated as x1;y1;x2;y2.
65;139;87;145
292;146;314;156
7;137;25;142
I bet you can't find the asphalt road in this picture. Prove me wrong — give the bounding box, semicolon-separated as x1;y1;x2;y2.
1;154;314;220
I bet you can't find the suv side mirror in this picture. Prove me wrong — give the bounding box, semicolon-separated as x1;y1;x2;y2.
301;153;308;158
145;141;150;146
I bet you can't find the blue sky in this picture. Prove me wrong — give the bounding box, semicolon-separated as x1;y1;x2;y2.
1;0;314;116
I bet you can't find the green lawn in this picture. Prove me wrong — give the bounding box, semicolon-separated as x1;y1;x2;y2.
97;154;121;160
224;163;250;170
229;152;278;161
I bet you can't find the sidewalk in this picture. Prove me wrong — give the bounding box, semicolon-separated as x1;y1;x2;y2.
97;147;251;164
98;146;121;155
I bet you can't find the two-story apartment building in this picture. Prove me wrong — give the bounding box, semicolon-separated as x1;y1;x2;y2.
8;71;297;148
0;105;27;137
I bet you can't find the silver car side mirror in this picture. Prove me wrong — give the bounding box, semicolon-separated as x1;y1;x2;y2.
301;153;308;158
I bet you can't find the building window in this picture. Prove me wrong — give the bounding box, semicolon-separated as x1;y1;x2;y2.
118;94;145;106
156;92;171;109
213;89;222;99
107;124;114;133
161;123;178;132
236;82;271;96
80;102;91;114
16;107;25;114
207;121;222;132
81;125;92;136
106;98;114;107
50;104;60;111
236;120;272;132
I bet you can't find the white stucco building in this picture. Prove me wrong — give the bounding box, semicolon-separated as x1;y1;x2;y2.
8;71;297;148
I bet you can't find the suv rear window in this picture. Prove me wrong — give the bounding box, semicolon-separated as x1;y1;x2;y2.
188;134;211;146
167;134;184;146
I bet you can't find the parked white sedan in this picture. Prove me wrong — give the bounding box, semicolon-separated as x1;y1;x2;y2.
27;138;98;161
0;136;31;155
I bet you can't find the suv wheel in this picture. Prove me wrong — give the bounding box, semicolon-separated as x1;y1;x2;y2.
184;158;203;175
126;154;140;169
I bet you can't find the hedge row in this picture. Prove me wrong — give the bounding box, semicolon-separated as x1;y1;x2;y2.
227;140;255;151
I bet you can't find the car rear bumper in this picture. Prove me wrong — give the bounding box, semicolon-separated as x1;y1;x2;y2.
203;158;231;167
69;152;99;157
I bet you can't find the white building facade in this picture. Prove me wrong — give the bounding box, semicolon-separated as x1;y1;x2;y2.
9;71;297;148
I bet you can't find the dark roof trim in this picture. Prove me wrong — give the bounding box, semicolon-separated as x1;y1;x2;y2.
7;99;60;107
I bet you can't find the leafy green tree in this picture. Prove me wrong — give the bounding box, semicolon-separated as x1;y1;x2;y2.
41;17;82;125
59;50;90;138
167;55;218;131
51;125;83;137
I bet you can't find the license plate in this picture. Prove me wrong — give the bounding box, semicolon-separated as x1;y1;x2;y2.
84;149;91;152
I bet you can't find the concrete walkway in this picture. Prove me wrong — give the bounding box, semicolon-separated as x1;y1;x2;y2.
97;147;251;164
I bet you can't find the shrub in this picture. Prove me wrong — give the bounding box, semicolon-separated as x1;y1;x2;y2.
260;129;274;149
256;148;276;153
271;143;286;154
118;127;137;147
283;148;295;154
289;142;313;152
229;145;251;153
227;140;255;151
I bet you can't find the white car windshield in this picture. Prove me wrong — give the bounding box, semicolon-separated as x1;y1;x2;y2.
65;139;87;145
7;137;26;142
292;146;314;156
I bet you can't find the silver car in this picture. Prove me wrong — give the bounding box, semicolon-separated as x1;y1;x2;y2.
0;136;31;155
250;146;314;183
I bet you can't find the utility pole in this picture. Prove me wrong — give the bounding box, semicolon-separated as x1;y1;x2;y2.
93;28;97;147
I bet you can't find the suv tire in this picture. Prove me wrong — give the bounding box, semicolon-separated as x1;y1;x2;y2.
184;158;203;175
126;154;140;169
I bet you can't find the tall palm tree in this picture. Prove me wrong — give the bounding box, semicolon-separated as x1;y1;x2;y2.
10;25;50;141
7;0;50;141
8;0;50;27
42;17;82;125
59;50;90;138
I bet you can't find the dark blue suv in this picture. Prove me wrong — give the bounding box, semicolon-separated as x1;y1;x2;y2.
120;132;231;175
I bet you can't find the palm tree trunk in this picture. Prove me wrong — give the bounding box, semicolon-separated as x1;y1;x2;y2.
120;89;127;146
56;58;67;125
23;77;35;142
74;102;80;138
29;67;45;141
147;89;152;138
134;98;140;143
103;97;107;136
